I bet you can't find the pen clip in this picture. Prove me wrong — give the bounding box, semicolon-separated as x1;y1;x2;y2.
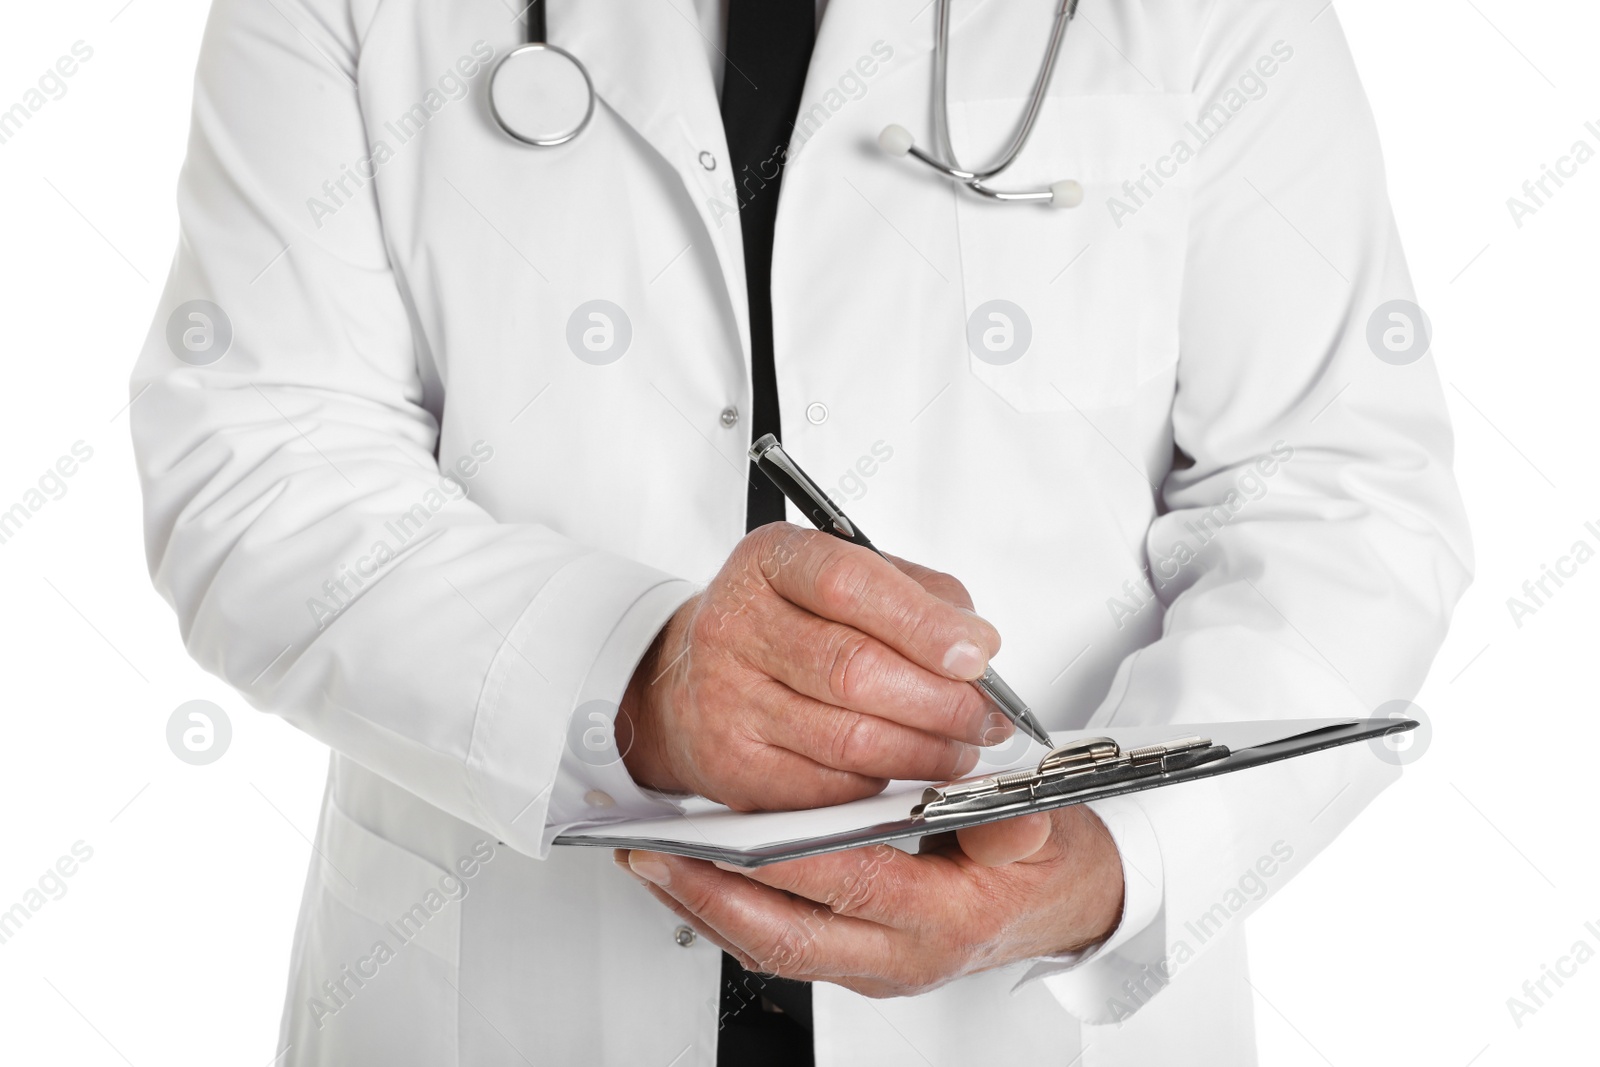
749;434;859;541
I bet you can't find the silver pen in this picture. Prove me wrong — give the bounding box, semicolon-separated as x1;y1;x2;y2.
748;434;1054;748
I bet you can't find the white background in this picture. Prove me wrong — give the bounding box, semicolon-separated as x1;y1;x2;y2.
0;1;1595;1064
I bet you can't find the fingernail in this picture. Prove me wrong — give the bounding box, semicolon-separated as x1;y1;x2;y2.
629;854;671;887
955;743;980;775
712;860;742;873
942;639;987;680
978;711;1016;746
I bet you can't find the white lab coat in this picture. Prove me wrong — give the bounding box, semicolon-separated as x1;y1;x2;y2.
131;0;1471;1063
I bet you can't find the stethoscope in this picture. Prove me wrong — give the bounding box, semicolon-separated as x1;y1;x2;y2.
489;0;1081;207
878;0;1082;207
487;3;595;146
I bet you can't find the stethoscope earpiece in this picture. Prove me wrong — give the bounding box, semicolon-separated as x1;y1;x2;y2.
1049;180;1083;209
877;124;916;158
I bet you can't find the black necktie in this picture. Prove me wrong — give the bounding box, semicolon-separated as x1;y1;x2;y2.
718;2;817;1063
723;0;815;534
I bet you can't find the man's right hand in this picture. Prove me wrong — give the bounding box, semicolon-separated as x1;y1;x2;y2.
618;523;1013;811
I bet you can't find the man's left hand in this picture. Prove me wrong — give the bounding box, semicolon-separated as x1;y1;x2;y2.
615;807;1125;998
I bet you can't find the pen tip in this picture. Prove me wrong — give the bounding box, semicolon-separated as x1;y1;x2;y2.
1026;717;1054;747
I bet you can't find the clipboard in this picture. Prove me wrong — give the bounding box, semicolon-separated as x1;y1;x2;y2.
555;717;1414;868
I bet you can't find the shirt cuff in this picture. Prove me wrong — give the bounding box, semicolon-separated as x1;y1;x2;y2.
1012;794;1163;990
540;577;701;843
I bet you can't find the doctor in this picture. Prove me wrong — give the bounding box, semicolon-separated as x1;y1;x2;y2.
132;0;1470;1064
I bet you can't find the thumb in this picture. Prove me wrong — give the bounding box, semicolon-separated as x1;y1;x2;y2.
956;812;1053;867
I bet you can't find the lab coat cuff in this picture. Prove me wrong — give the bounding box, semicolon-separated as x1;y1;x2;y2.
1011;795;1163;996
464;548;698;859
543;579;703;837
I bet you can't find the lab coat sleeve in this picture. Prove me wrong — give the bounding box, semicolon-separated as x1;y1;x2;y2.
130;0;690;859
1026;3;1473;1021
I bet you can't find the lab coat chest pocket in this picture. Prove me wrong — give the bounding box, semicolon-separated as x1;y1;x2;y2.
952;93;1194;412
282;801;462;1066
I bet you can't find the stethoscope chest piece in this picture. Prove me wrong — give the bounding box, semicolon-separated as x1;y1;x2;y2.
489;43;596;147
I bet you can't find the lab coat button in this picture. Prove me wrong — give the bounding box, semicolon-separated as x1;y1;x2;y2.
674;925;697;947
698;151;717;171
720;406;739;428
584;790;615;809
805;402;828;425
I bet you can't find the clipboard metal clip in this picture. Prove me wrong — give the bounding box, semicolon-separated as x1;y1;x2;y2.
910;735;1229;821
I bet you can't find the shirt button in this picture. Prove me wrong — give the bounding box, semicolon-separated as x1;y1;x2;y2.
805;402;828;425
584;790;615;809
720;406;740;428
674;925;697;947
699;151;717;171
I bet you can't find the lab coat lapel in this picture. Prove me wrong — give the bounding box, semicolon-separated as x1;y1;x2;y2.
772;0;991;331
799;0;994;143
779;0;993;208
556;0;751;354
813;0;995;68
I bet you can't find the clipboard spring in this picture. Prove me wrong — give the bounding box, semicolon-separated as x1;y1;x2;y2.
911;735;1229;821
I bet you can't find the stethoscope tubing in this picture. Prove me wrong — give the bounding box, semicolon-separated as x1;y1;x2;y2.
916;0;1078;199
